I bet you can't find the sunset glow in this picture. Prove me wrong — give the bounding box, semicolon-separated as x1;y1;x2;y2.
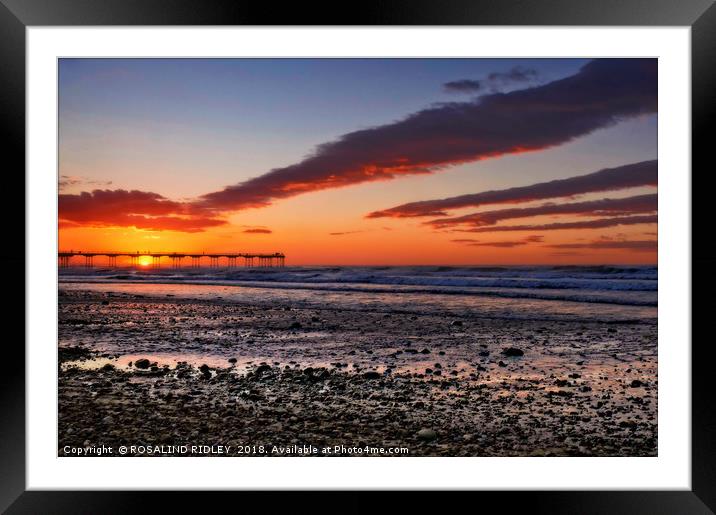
58;58;657;265
138;256;152;267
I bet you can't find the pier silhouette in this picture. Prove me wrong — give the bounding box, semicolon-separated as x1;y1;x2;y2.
58;250;286;268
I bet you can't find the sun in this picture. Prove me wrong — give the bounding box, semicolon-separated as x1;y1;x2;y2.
138;256;153;267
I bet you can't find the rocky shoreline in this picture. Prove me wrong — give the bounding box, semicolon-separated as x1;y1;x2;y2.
58;288;657;457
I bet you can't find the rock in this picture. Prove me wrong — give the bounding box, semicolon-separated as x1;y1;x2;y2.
134;358;150;369
363;371;381;380
228;358;237;364
479;350;490;357
199;364;210;373
289;321;302;330
451;320;463;327
568;373;581;379
630;379;644;388
417;428;437;441
502;347;524;357
420;349;430;354
102;415;114;424
255;364;271;375
101;363;115;371
498;361;507;367
101;300;110;305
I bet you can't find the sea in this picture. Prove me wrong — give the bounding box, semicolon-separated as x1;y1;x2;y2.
58;265;657;324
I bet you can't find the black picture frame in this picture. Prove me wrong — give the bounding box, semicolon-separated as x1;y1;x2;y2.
2;0;714;512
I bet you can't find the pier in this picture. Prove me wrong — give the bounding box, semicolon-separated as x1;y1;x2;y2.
58;250;286;268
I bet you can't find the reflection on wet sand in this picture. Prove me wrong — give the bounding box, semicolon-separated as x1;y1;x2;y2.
59;286;656;457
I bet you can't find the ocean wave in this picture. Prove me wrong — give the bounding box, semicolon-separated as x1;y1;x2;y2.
59;265;657;293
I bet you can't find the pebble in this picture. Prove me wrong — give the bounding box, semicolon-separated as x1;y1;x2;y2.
502;348;524;357
417;428;437;441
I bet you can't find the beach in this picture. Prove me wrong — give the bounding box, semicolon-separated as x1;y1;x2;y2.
58;266;657;457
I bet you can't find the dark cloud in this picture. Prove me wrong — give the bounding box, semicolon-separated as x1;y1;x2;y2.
547;240;657;251
242;228;272;234
451;235;543;247
367;160;657;218
443;79;483;93
443;66;539;94
451;214;658;233
488;66;539;83
427;194;657;229
58;189;226;233
197;59;657;212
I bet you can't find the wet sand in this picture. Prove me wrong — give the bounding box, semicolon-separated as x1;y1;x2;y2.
58;288;657;456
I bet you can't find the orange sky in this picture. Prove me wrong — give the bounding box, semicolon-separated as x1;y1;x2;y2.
58;58;657;265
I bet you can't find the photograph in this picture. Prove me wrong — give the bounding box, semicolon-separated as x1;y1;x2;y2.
57;57;658;458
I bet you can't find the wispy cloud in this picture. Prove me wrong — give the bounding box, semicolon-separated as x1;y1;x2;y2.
442;79;483;93
367;160;656;218
451;235;544;248
547;240;657;251
427;194;657;229
329;230;364;236
242;228;272;234
443;66;539;94
196;59;656;213
59;175;113;191
450;214;657;233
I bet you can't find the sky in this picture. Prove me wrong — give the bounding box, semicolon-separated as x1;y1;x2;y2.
58;58;657;265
